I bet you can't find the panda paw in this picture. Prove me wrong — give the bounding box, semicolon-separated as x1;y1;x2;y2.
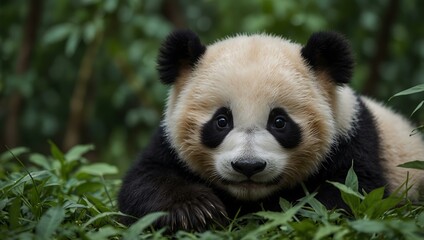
156;192;228;232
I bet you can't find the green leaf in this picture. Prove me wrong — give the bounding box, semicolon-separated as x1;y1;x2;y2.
410;100;424;117
29;153;51;170
63;200;89;210
65;144;95;161
389;84;424;100
83;22;97;43
279;198;292;211
333;228;350;240
398;160;424;170
360;187;400;218
65;29;80;56
76;163;118;177
290;219;316;234
345;162;358;191
306;197;328;218
417;211;424;228
2;170;51;192
85;195;109;213
103;0;118;12
327;181;363;214
372;195;402;217
75;182;103;194
244;194;315;239
86;226;121;240
0;197;8;211
410;125;424;136
361;186;384;208
327;181;364;200
43;23;73;44
20;170;51;183
0;147;30;161
9;197;22;229
385;219;422;240
83;212;127;228
35;206;65;239
313;224;343;240
48;141;65;165
122;212;166;240
349;219;387;233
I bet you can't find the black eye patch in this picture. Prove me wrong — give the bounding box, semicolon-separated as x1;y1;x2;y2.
266;108;302;148
201;107;234;148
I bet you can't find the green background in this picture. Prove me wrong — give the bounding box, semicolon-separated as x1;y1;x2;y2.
1;0;423;173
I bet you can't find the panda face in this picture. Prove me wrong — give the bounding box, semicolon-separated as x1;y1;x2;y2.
162;33;350;200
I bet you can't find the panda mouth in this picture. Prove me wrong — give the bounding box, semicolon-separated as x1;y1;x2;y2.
219;178;282;200
221;179;279;187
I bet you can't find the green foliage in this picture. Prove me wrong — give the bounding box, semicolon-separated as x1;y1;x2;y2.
398;160;424;170
328;165;404;219
390;84;424;99
1;143;128;239
390;83;424;134
1;145;423;239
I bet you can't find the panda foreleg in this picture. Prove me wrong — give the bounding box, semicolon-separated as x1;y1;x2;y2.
118;161;228;231
118;129;228;232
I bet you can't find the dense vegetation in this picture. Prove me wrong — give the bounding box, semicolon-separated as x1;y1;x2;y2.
1;145;423;239
1;0;424;239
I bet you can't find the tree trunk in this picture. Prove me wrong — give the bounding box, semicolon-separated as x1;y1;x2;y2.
363;0;400;96
162;0;186;28
4;0;43;147
63;34;102;151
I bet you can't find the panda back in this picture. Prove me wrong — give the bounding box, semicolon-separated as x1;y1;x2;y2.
363;97;424;200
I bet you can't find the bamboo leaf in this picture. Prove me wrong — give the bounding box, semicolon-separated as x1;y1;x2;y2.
389;84;424;100
410;100;424;117
35;207;65;239
9;197;21;230
43;23;73;44
65;144;95;161
345;162;358;191
48;140;66;165
0;147;30;161
76;163;118;177
122;212;166;240
327;181;364;200
398;160;424;170
83;212;127;229
349;219;387;233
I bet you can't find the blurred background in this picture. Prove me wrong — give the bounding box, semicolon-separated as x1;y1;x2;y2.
1;0;423;173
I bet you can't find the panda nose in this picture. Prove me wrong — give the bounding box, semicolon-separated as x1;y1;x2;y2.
231;159;266;178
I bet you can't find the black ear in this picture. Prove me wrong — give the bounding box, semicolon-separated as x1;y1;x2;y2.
157;30;206;85
301;31;354;84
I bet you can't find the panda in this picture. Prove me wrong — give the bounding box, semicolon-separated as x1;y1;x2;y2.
118;30;424;232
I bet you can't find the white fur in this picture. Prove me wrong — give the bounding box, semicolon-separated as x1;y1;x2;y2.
214;129;288;200
333;86;359;139
363;98;424;199
163;33;424;201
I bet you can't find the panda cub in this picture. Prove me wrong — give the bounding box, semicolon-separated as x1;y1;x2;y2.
118;30;424;231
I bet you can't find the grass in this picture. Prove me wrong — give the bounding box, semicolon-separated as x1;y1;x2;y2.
0;143;423;239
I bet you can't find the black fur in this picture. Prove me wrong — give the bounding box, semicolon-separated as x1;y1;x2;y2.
118;97;388;231
301;31;354;84
157;30;206;85
118;127;227;232
266;108;302;149
201;107;234;148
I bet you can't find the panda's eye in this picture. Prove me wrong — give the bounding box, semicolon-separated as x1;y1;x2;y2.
216;115;229;128
273;116;286;129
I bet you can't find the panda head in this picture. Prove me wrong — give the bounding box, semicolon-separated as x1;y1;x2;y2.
158;30;354;200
